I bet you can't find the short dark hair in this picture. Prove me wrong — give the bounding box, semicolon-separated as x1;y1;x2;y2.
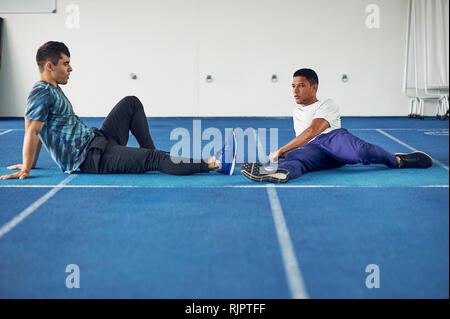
293;68;318;86
36;41;70;72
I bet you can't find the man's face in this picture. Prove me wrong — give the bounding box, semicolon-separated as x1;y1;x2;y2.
292;76;317;105
49;53;72;85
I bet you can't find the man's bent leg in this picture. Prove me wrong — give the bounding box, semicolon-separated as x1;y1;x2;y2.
100;96;156;149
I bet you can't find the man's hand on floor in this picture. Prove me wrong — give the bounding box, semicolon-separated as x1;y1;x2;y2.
1;165;30;180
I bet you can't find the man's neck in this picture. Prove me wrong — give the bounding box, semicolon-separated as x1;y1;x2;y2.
301;98;319;106
40;74;58;88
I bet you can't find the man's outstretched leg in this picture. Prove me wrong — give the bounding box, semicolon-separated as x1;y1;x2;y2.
80;129;238;176
316;128;433;169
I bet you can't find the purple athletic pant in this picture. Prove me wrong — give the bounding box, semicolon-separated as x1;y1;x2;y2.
278;128;398;180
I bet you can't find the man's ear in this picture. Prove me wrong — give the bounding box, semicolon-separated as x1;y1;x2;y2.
45;60;54;72
312;83;318;93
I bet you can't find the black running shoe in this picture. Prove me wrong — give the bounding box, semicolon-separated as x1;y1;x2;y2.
241;162;290;183
395;151;433;168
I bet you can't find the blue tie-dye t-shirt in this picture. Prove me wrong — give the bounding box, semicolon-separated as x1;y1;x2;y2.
25;81;95;173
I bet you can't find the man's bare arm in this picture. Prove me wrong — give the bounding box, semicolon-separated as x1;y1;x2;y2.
269;118;330;163
7;139;41;170
31;138;42;168
1;119;44;180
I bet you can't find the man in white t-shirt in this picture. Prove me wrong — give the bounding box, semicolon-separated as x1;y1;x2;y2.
241;68;433;183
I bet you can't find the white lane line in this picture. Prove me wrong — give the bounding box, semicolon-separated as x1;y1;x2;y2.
266;186;309;299
0;129;13;136
376;129;419;151
0;174;77;239
418;185;450;188
376;129;449;171
0;184;448;188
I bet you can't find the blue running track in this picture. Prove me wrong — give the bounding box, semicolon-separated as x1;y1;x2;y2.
0;117;448;299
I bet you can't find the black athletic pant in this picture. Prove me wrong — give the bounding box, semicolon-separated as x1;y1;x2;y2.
79;96;210;175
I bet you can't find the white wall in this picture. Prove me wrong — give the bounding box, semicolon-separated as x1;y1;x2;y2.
0;0;418;117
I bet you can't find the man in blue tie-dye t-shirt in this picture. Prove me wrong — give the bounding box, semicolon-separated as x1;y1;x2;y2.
25;77;96;173
0;41;236;180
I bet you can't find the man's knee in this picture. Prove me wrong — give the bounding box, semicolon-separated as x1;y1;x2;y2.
125;95;139;103
123;95;142;107
121;95;144;116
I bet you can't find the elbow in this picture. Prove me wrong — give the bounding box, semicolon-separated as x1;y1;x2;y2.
28;129;41;137
29;125;43;136
26;129;42;141
308;123;329;140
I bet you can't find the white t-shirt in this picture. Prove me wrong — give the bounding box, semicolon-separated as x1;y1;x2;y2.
292;98;341;139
